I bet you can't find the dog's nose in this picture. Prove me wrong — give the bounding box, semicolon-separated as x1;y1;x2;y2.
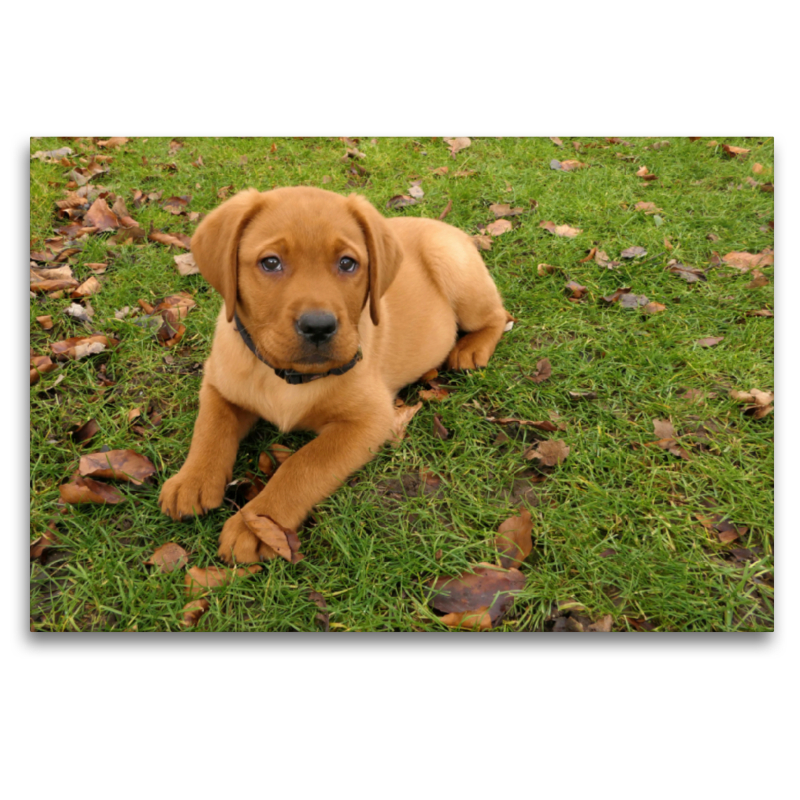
296;311;338;344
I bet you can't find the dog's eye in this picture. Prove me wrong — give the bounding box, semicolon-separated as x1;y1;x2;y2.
339;257;358;274
260;256;283;273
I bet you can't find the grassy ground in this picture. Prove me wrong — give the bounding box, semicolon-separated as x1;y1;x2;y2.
29;136;774;632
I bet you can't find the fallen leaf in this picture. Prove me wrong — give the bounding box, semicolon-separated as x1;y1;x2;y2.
530;358;552;384
36;315;53;330
155;310;186;347
550;137;563;147
634;202;662;214
85;198;120;232
444;137;471;157
729;388;773;419
525;439;570;466
566;281;588;300
439;199;452;220
173;253;199;276
647;419;691;459
433;414;450;440
486;219;513;236
268;443;293;464
722;250;774;271
386;195;417;209
746;309;773;317
79;449;157;485
653;419;676;439
97;137;129;149
30;278;80;293
558;159;587;171
489;203;524;218
162;195;191;215
50;335;117;360
601;287;632;304
621;246;647;259
408;182;424;199
309;590;330;631
419;386;450;402
148;231;191;250
241;511;304;563
539;220;582;237
568;390;597;400
619;293;649;308
32;147;74;161
71;276;101;298
722;144;750;157
391;401;423;444
30;521;59;561
745;275;770;289
59;475;125;505
145;542;189;573
696;337;724;348
642;301;666;314
495;508;533;569
472;234;492;251
667;260;707;283
440;608;493;630
184;565;262;598
537;263;556;276
486;417;558;432
429;563;525;629
71;418;100;444
182;598;210;627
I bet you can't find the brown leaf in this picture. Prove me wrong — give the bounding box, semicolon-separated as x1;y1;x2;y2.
444;137;471;157
601;287;632;304
241;511;303;563
558;159;587;171
433;414;450;440
634;201;662;214
182;598;210;627
495;508;533;569
59;475;125;505
71;276;101;298
489;203;524;218
722;144;750;157
30;522;59;561
145;542;189;573
746;308;773;317
97;137;129;149
155;310;186;347
745;275;770;289
148;230;191;250
429;563;525;628
621;246;647;259
653;419;676;439
309;590;330;631
642;301;666;314
419;386;450;402
173;253;199;276
85;198;120;232
440;607;493;630
525;439;570;466
696;336;724;348
258;451;276;479
391;401;423;444
439;199;453;220
79;449;157;485
667;261;707;283
566;281;588;300
568;390;597;400
386;195;417;209
30;278;80;293
550;137;563;147
162;195;191;215
619;293;649;308
530;358;552;384
485;219;513;236
537;263;556;276
71;418;100;444
50;335;117;360
36;315;54;331
184;565;262;598
268;443;293;464
486;416;558;431
722;249;774;271
472;234;492;251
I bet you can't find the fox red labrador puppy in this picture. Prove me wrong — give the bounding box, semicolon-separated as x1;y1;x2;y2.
159;186;509;563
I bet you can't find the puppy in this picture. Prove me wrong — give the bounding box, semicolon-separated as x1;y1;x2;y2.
159;186;509;563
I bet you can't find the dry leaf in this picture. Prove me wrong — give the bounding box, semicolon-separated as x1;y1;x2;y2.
444;137;471;157
85;198;120;232
79;449;157;485
148;231;191;250
472;235;492;251
525;439;570;466
50;335;117;360
182;599;210;627
642;301;666;314
486;219;513;236
489;203;523;218
391;401;423;444
71;276;101;298
495;509;533;569
184;565;262;598
173;253;199;276
530;358;552;384
621;246;647;259
722;250;774;271
71;418;100;444
59;475;125;505
241;511;304;563
433;414;449;440
145;542;189;573
696;337;724;348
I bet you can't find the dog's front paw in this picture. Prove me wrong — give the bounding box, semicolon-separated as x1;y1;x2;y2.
218;511;279;564
446;332;492;370
159;467;228;520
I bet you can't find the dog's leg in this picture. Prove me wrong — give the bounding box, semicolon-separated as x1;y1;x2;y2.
217;411;393;563
159;380;257;520
446;280;509;370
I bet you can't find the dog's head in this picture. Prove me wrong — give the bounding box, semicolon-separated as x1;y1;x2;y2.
191;186;403;373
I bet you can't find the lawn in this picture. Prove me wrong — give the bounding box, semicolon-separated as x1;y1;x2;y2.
29;136;774;632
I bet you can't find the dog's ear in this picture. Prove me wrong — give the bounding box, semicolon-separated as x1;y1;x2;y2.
191;189;265;322
347;194;403;326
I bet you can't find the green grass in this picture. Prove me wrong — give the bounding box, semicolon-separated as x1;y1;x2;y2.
29;136;774;631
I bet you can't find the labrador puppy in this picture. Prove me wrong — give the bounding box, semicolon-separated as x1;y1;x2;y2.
159;186;509;563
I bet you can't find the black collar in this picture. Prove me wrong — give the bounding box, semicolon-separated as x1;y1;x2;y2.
233;312;362;385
